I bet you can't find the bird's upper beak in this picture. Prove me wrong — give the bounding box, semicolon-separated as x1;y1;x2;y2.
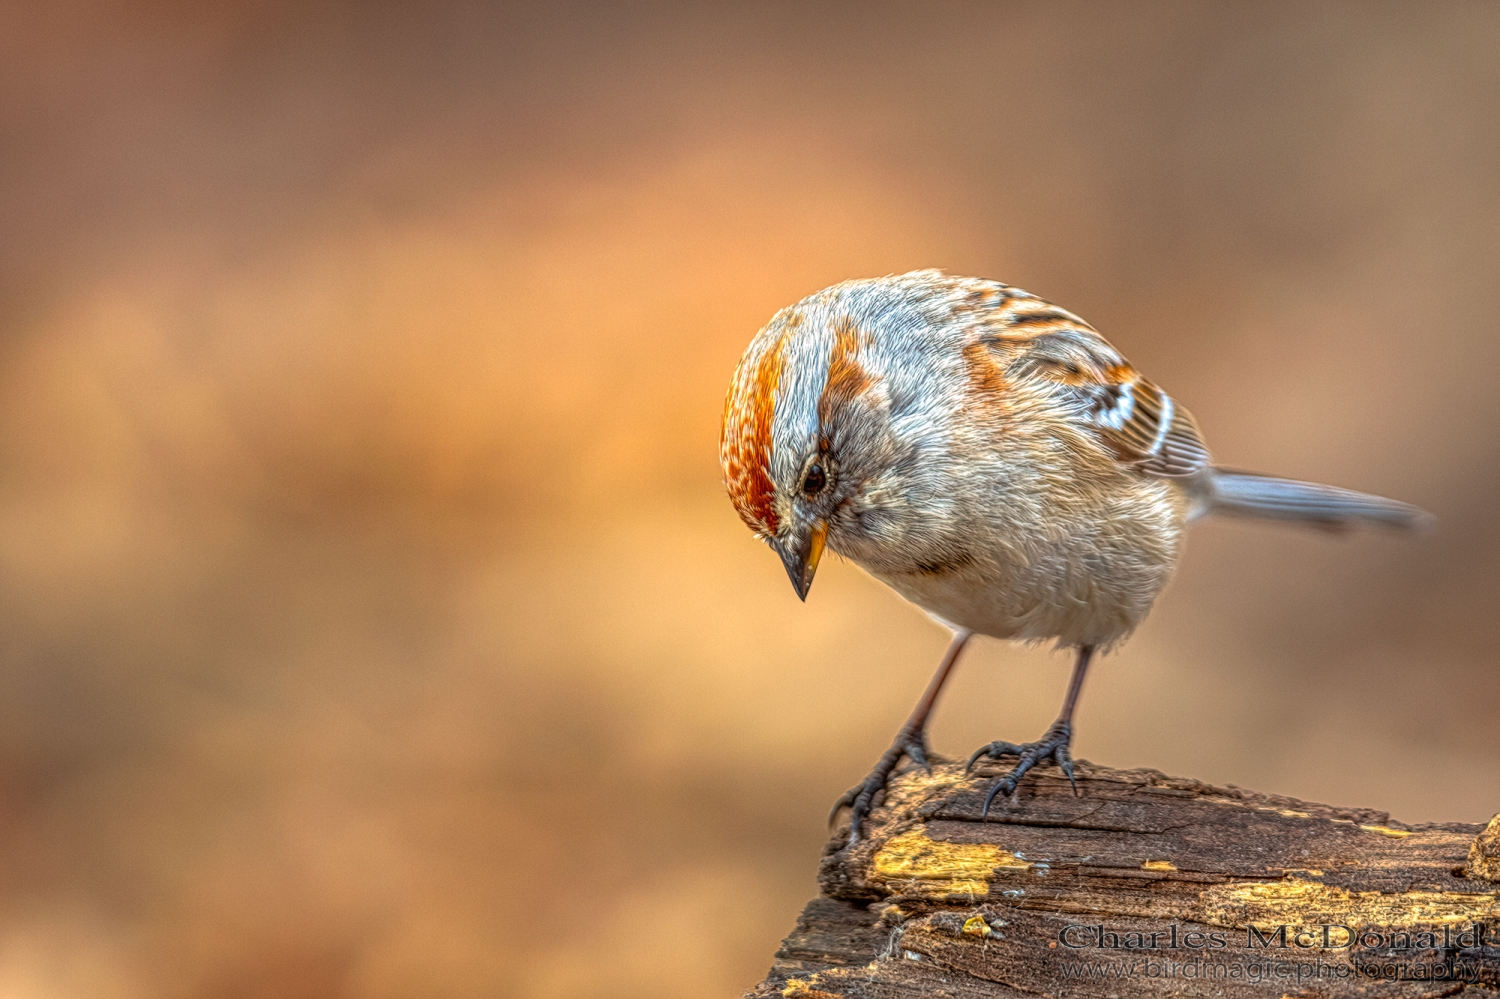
775;519;827;601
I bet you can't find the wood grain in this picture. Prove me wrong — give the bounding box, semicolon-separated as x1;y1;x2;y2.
747;761;1500;998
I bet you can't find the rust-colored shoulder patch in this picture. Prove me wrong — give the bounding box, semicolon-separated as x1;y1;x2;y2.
721;329;787;536
962;339;1008;400
994;296;1098;339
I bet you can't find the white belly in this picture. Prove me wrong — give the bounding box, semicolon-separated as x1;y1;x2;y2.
865;490;1188;649
873;562;1147;649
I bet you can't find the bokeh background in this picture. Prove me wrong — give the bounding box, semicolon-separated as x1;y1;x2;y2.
2;1;1498;996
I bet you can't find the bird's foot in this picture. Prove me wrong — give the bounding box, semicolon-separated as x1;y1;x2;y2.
830;733;932;844
966;721;1076;817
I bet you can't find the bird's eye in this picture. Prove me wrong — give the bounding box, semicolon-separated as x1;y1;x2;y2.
802;464;827;496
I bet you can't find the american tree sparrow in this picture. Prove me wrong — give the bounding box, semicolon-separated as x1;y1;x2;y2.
720;271;1429;842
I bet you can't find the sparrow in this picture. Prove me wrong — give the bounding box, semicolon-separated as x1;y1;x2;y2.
719;270;1429;843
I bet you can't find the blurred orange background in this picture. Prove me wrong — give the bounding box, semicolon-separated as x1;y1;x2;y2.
1;2;1498;996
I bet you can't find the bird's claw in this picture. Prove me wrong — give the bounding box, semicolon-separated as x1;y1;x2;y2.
905;739;932;775
967;722;1076;818
830;737;931;843
828;773;885;836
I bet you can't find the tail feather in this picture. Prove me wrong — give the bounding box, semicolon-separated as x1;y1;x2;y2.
1206;468;1432;530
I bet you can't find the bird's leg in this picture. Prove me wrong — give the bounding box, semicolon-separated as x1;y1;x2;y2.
831;629;972;844
967;645;1095;817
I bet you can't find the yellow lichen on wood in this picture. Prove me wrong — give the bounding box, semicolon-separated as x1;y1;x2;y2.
1201;877;1500;929
780;973;840;998
871;828;1028;898
962;914;993;937
882;768;971;809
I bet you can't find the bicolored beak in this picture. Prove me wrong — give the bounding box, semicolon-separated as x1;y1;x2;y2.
775;519;827;601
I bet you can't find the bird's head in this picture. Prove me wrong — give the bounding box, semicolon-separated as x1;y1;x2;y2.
720;298;868;599
719;271;984;599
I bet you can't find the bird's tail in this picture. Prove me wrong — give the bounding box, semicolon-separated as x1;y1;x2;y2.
1205;468;1431;530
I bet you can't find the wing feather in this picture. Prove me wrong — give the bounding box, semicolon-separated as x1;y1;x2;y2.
979;309;1212;478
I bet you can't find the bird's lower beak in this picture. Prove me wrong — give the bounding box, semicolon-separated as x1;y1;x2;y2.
777;519;827;601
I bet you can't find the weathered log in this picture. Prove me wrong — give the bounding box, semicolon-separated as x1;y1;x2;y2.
748;760;1500;998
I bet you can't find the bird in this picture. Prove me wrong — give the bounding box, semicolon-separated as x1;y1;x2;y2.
718;270;1429;843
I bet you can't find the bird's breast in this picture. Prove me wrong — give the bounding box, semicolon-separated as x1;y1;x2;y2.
856;476;1191;650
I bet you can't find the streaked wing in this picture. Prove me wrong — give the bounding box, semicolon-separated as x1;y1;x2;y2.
1086;367;1211;477
981;300;1212;478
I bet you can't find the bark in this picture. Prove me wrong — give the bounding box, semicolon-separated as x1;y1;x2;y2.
747;760;1500;998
